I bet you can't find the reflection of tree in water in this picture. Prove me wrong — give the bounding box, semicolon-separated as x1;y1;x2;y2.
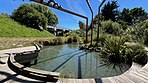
67;43;78;49
31;45;64;69
99;58;129;73
39;45;63;59
92;52;130;74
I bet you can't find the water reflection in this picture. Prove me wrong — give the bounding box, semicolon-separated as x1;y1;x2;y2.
78;52;87;79
31;44;130;78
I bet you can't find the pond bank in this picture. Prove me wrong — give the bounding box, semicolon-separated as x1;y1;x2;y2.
0;37;80;50
0;46;148;83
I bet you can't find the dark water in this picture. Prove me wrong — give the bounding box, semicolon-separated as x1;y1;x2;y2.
31;44;130;78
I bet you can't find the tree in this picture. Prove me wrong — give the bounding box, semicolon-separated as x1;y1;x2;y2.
117;8;133;30
1;13;10;17
12;4;48;30
118;7;148;26
130;7;147;22
101;1;119;22
30;3;58;26
118;8;132;25
78;21;86;30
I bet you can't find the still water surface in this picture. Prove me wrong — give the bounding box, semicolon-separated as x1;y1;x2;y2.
31;44;130;78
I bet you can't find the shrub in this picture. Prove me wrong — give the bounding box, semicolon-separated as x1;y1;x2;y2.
143;20;148;45
100;36;147;65
125;20;148;44
101;20;121;36
128;44;147;65
67;37;73;43
12;4;48;30
66;36;79;43
101;36;127;64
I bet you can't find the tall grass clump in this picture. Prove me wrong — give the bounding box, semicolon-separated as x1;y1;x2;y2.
101;36;147;65
127;44;147;65
101;36;127;64
41;37;66;45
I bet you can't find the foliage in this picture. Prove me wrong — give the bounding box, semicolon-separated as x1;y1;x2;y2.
130;7;147;22
67;36;79;43
64;30;84;43
118;20;129;30
12;4;48;30
101;1;119;22
118;8;132;26
30;3;58;26
123;19;148;43
65;30;85;37
101;36;147;65
12;3;58;30
78;21;86;30
39;37;65;45
41;37;80;45
101;20;121;36
127;44;147;65
0;15;53;37
101;36;127;64
118;7;148;25
144;33;148;45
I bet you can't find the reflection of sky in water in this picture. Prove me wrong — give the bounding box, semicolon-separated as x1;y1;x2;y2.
31;44;130;78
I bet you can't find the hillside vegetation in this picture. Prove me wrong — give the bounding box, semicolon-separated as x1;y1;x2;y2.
0;15;54;37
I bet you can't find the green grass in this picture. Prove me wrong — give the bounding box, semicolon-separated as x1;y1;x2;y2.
0;15;54;37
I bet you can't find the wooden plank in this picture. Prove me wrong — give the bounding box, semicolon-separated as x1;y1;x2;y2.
137;70;148;77
113;75;134;83
102;77;116;83
75;79;83;83
125;73;147;83
132;72;148;80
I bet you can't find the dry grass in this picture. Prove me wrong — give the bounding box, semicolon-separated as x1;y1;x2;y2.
0;37;80;50
0;37;50;50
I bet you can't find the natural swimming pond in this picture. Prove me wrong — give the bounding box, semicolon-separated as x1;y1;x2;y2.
31;44;130;79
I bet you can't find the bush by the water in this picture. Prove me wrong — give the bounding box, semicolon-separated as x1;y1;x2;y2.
41;37;66;45
101;36;127;64
127;45;147;65
65;30;82;43
40;37;80;46
101;36;147;65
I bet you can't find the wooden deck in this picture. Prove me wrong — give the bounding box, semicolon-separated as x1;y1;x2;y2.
0;46;148;83
56;62;148;83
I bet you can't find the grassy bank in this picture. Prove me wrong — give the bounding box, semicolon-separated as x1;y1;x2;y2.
0;38;48;50
0;15;53;37
0;37;82;50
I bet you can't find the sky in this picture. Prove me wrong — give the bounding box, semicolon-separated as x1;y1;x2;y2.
0;0;148;30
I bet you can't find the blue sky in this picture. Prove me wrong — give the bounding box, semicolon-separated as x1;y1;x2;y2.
0;0;148;30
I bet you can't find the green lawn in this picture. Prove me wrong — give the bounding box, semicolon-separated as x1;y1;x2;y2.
0;15;54;37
